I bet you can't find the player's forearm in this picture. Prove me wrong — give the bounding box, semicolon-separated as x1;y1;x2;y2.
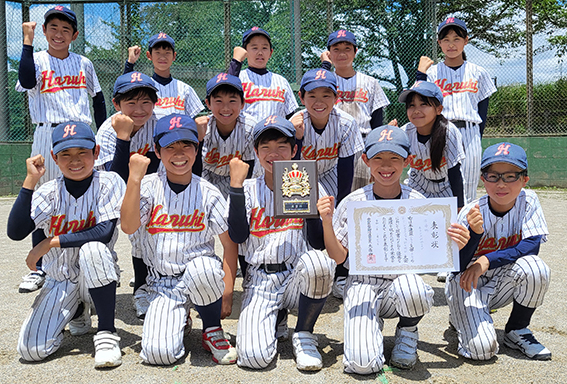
227;187;250;243
370;108;383;129
220;231;238;291
322;221;347;264
459;229;482;271
120;181;143;234
109;139;132;182
59;219;117;248
485;235;542;269
123;60;135;74
18;45;37;89
92;91;107;129
7;187;36;240
337;155;354;204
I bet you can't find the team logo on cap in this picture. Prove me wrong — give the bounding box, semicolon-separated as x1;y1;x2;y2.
252;26;259;30
130;72;143;83
495;143;511;156
315;70;327;80
378;129;393;142
216;73;228;83
169;116;182;130
63;124;77;137
446;17;455;24
158;32;167;39
264;115;277;126
337;30;347;38
55;5;63;11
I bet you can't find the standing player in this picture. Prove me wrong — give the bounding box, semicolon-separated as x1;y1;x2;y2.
417;17;497;203
15;6;106;292
446;143;551;361
227;116;336;371
123;32;204;120
7;122;125;368
321;29;390;189
227;27;299;120
120;114;238;366
318;125;470;373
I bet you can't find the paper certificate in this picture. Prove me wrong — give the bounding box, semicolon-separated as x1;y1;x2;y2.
347;197;459;275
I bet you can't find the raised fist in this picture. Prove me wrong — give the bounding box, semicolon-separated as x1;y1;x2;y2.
229;157;249;188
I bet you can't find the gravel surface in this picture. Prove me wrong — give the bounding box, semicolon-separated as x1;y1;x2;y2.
0;189;565;384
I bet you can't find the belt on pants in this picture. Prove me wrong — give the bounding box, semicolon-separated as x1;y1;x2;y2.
451;120;467;128
38;123;59;128
259;262;288;274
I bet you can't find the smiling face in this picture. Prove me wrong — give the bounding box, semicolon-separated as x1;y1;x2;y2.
147;46;176;74
52;146;99;181
481;162;529;213
299;87;338;128
43;18;78;58
254;136;296;176
205;90;244;131
363;151;409;192
406;93;443;135
113;93;155;131
328;42;357;71
246;35;273;68
438;29;468;62
156;140;197;184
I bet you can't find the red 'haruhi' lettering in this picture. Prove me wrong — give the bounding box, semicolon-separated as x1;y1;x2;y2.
407;155;447;172
155;96;185;111
475;233;522;256
337;88;369;103
40;70;87;93
302;143;339;161
204;148;242;168
130;144;151;157
49;211;96;236
249;207;303;237
242;82;286;104
434;79;479;97
146;205;206;234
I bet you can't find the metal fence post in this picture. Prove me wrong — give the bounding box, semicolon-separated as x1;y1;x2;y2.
326;0;333;36
120;1;126;64
526;0;533;135
70;3;85;55
22;1;31;139
293;0;301;84
0;0;10;140
224;0;231;71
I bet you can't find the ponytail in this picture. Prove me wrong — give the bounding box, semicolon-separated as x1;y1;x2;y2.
430;113;448;172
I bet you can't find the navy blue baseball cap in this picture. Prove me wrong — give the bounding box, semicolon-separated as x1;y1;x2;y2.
300;69;337;93
364;125;410;159
44;6;77;29
327;29;357;49
253;115;296;142
481;143;528;171
52;122;96;155
148;32;175;50
398;81;443;105
242;27;271;47
438;17;468;35
206;73;243;96
113;72;158;98
154;114;199;147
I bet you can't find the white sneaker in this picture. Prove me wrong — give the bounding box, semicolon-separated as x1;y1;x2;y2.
390;327;419;369
292;331;322;371
437;272;447;283
133;285;150;319
19;270;46;293
504;328;551;360
276;310;289;341
332;277;346;299
69;303;91;336
94;331;122;368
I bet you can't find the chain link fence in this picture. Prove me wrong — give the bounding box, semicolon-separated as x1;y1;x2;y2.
1;0;566;143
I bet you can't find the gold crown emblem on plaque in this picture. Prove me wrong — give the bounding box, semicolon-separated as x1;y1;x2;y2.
282;163;311;197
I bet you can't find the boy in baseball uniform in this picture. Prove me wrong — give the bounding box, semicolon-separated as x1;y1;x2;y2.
15;6;106;292
7;122;125;368
319;125;470;373
227;116;336;371
446;143;551;361
120;114;238;366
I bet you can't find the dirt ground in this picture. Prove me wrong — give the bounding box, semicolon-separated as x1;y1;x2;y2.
0;188;566;384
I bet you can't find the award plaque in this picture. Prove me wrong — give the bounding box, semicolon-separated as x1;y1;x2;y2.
273;160;319;218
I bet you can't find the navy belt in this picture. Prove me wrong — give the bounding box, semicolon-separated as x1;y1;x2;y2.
451;120;467;128
259;262;287;274
38;123;59;127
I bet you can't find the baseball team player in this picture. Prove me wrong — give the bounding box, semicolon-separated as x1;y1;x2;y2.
417;17;497;203
123;33;204;120
398;81;466;208
120;114;238;366
227;27;299;120
15;5;107;292
446;143;552;361
318;125;470;373
7;122;125;368
321;29;390;190
227;116;335;371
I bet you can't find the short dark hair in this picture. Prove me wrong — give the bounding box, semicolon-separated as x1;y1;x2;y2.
114;87;158;105
480;165;528;175
254;129;295;150
328;41;358;52
155;140;198;153
149;41;175;53
243;34;273;50
206;84;244;104
44;15;78;34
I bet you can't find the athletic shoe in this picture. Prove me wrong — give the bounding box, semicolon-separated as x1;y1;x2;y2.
437;272;447;283
19;270;46;293
390;326;419;369
503;328;552;360
128;277;135;288
69;303;91;336
332;276;346;299
292;331;323;371
133;285;150;319
94;331;122;368
276;310;289;341
202;327;237;364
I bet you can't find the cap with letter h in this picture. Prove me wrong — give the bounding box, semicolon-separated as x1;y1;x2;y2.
253;115;296;141
44;6;77;30
398;81;443;105
206;73;243;97
300;69;337;93
242;26;271;47
149;32;175;50
327;29;357;49
113;72;158;97
438;17;468;35
52;122;96;155
154;114;199;148
364;125;410;160
481;142;528;171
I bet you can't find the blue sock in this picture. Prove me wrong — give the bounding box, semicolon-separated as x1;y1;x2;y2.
195;298;222;331
89;281;117;333
295;294;326;333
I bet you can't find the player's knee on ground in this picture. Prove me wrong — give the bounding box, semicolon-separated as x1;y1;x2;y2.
183;257;224;306
141;334;185;366
390;274;434;318
17;325;64;362
296;250;336;299
344;354;385;375
237;339;277;370
78;241;119;288
457;322;498;360
512;255;550;308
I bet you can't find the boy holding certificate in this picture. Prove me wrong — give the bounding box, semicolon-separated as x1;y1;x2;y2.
318;125;470;374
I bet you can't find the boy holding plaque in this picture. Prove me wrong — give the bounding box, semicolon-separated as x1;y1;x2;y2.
227;115;336;371
446;143;551;361
318;125;470;373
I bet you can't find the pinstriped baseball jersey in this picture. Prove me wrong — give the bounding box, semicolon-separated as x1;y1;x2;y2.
426;61;496;123
94;112;157;168
135;172;228;277
296;108;364;198
30;170;125;279
402;121;465;197
15;51;101;124
201;112;257;198
239;69;298;120
457;189;548;267
152;78;204;119
229;177;326;266
335;72;390;135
